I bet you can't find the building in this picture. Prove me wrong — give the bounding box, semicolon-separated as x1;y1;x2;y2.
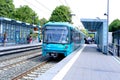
0;17;39;46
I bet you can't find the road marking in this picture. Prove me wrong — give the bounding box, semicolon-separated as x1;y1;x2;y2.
52;44;86;80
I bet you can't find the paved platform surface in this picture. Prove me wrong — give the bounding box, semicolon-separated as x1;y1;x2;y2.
0;43;41;51
62;44;120;80
36;44;120;80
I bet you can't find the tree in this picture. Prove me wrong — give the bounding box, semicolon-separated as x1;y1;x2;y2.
15;5;40;25
0;1;47;26
0;0;15;19
81;29;88;36
39;18;48;26
109;19;120;32
49;5;72;23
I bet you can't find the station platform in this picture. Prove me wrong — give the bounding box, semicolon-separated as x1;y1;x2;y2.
0;43;42;56
35;44;120;80
0;43;42;51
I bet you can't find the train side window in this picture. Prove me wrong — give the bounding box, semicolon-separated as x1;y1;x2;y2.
71;30;75;41
70;29;73;43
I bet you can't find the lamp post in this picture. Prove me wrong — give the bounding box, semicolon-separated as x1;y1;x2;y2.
104;0;109;54
104;0;109;25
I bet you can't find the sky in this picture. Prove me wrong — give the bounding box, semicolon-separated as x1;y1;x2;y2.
13;0;120;27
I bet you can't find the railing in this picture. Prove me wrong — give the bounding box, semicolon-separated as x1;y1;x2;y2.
108;43;120;57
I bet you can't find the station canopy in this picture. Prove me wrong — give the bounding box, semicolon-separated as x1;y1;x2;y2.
80;18;103;31
80;18;108;54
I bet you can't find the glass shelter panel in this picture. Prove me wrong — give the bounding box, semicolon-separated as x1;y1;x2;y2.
10;24;15;42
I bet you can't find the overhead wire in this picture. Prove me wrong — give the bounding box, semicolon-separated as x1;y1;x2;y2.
58;0;64;5
62;0;74;22
23;0;75;22
24;0;42;12
35;0;52;12
24;0;50;14
56;0;68;21
35;0;64;21
64;0;69;6
63;0;82;27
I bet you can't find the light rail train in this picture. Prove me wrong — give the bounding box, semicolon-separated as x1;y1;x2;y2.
42;22;85;58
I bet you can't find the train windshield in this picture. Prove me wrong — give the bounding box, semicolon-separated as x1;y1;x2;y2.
44;26;69;44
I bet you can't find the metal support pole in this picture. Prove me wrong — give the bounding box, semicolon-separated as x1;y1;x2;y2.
104;0;109;54
106;0;109;54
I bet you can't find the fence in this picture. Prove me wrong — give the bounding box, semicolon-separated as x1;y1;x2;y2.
108;43;120;57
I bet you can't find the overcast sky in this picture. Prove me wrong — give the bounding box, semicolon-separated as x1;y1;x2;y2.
13;0;120;26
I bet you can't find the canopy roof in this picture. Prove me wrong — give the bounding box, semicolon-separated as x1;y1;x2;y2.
80;18;106;31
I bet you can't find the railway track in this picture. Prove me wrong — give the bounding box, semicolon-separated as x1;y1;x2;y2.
0;53;41;71
0;48;42;80
0;47;42;70
0;44;63;80
0;49;60;80
0;49;41;65
12;59;58;80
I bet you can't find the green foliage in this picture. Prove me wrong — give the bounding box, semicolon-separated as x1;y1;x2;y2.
0;1;47;26
0;0;15;19
39;18;48;26
30;29;33;34
89;34;94;38
30;33;38;38
14;5;40;24
81;29;88;36
49;5;72;23
109;19;120;32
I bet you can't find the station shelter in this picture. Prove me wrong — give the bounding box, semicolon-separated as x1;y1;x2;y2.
80;18;108;54
0;17;39;46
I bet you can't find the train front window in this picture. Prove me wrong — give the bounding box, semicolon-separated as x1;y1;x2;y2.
44;26;68;43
